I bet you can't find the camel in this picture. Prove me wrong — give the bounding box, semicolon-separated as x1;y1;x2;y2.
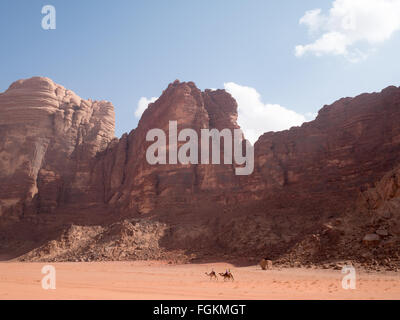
205;270;218;280
219;270;234;281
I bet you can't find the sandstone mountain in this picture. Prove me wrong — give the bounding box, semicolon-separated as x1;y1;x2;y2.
0;77;400;268
0;77;115;218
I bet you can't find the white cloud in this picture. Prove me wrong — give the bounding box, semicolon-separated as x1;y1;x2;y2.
300;9;325;34
135;96;158;118
296;0;400;61
224;82;311;144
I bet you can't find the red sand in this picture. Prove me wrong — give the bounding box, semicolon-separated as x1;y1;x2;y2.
0;261;399;300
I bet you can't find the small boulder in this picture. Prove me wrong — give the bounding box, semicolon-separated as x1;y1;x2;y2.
259;259;273;270
363;233;380;246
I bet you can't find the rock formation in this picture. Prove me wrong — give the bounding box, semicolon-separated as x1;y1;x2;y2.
259;258;273;270
93;81;242;216
1;76;400;266
0;77;115;219
276;164;400;271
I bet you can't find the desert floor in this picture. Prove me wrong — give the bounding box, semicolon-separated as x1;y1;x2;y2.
0;261;399;300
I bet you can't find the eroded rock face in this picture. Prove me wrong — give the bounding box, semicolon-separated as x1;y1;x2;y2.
94;81;242;215
238;86;400;236
1;77;400;265
0;77;115;218
83;82;400;262
358;164;400;215
109;83;400;226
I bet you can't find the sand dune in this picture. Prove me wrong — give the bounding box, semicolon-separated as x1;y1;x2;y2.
0;261;399;300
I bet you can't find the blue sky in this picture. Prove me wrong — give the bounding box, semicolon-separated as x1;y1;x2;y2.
1;0;400;139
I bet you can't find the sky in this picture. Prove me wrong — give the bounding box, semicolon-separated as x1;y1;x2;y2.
1;0;400;143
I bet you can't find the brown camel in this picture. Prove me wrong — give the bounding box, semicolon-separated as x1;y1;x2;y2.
205;270;218;280
219;270;234;281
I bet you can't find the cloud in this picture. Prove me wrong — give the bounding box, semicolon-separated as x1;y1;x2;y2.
135;96;158;118
224;82;311;144
299;9;325;34
295;0;400;61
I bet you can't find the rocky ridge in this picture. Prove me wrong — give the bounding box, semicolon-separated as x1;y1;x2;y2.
1;77;400;267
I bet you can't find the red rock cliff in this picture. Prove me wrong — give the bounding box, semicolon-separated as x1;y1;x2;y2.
0;77;115;218
1;77;400;261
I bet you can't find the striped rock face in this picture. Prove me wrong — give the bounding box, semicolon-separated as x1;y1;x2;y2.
0;77;115;218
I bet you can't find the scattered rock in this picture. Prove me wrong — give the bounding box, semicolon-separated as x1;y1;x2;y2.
18;219;188;263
